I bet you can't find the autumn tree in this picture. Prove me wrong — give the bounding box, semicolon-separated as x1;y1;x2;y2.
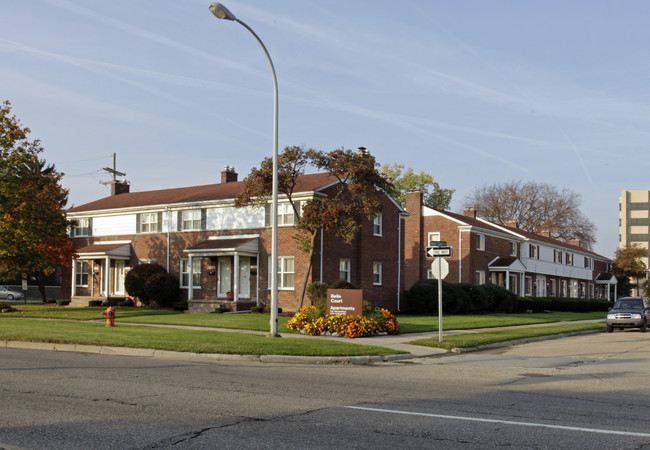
613;245;648;297
381;163;454;209
0;100;75;301
235;146;392;308
464;180;597;249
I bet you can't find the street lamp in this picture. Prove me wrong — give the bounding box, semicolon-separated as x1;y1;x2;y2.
209;2;280;337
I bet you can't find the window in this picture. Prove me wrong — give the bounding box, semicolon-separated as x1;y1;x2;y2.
554;250;563;263
181;209;203;231
428;232;441;246
72;218;92;237
278;257;295;289
476;234;485;251
565;253;573;265
475;270;485;285
373;214;383;236
373;262;383;285
180;258;201;288
549;279;557;296
138;212;161;233
529;244;539;259
75;261;89;286
265;201;302;226
584;257;591;268
510;242;517;256
339;259;350;282
278;203;295;226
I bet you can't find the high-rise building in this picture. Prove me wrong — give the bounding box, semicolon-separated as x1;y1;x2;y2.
619;190;650;295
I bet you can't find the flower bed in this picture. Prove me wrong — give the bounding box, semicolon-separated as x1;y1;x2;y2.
286;305;399;338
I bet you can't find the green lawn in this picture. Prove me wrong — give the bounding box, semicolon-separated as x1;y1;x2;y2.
396;311;605;334
410;322;605;350
0;305;606;355
0;319;401;356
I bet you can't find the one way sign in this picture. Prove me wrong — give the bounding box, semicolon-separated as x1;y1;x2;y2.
426;246;453;258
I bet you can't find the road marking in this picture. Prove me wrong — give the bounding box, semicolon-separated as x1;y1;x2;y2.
345;406;650;438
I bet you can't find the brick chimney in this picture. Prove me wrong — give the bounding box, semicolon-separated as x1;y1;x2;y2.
221;165;238;183
111;181;130;196
539;230;551;237
464;207;477;218
506;220;518;229
569;238;583;248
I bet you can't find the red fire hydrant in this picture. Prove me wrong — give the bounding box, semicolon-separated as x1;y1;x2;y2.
103;306;115;327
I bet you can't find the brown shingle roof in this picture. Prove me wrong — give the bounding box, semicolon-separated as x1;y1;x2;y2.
68;173;338;213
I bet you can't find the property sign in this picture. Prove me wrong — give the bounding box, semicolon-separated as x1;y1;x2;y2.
327;289;363;316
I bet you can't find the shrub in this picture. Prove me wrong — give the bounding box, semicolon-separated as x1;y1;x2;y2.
329;280;355;290
88;300;103;307
124;263;167;305
458;283;489;313
144;272;181;308
480;283;518;313
306;281;328;305
57;300;70;306
173;302;188;311
405;280;468;315
251;306;265;313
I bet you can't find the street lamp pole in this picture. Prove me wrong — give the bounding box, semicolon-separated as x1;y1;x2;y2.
209;2;280;337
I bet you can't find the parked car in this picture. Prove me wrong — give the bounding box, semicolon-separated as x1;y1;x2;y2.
0;286;24;300
606;297;650;332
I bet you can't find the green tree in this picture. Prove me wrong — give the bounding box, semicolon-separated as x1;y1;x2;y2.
235;146;392;308
0;100;74;301
613;245;648;297
381;163;454;209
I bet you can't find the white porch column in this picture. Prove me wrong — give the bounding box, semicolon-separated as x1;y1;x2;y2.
505;270;510;290
233;253;240;302
104;256;110;298
188;255;194;301
71;260;77;297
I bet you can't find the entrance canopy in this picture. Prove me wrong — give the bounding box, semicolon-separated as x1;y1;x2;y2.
76;242;131;260
185;234;259;257
488;256;526;273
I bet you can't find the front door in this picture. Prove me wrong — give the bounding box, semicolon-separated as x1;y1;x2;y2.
238;256;251;298
114;260;125;295
218;257;232;297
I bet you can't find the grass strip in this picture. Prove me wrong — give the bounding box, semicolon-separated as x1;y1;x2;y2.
0;319;402;356
410;323;605;351
396;312;605;334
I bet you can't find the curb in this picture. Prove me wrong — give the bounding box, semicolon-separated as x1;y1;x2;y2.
0;340;408;365
449;328;603;353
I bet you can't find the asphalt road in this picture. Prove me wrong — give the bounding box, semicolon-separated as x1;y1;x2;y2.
1;330;649;449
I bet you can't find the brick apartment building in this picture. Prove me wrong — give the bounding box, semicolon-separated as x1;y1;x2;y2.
63;168;407;313
64;174;617;313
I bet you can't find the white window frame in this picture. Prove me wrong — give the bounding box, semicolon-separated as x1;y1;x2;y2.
182;210;202;231
529;244;539;259
554;250;563;263
180;258;201;288
140;213;159;233
269;256;295;290
373;214;383;236
510;242;517;257
75;261;89;287
339;258;351;282
373;262;383;286
428;232;441;247
565;253;573;265
475;270;485;285
73;218;91;237
476;234;485;251
278;203;295;226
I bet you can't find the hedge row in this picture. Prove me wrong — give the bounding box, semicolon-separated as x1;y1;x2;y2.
405;280;610;315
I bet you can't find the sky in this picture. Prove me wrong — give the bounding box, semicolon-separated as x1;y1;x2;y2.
2;0;650;259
